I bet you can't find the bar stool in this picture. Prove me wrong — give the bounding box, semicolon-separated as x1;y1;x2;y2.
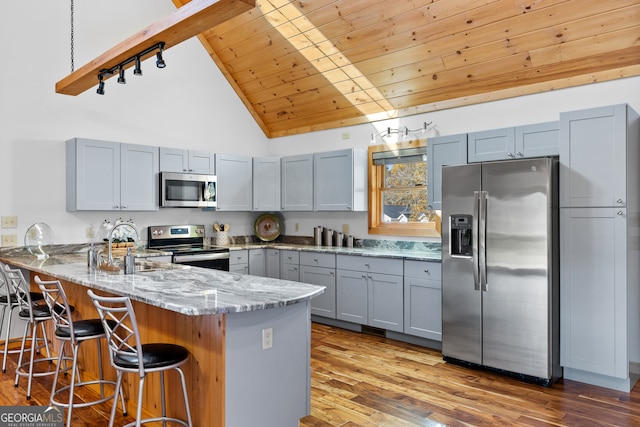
88;290;193;427
2;266;59;400
36;276;125;427
0;261;45;373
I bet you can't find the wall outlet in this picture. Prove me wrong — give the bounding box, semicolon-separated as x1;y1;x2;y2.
342;224;350;234
295;223;299;232
1;234;17;247
1;216;17;229
341;132;350;140
86;227;95;238
262;327;273;350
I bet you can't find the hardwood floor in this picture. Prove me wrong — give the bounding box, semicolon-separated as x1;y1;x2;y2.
2;323;640;426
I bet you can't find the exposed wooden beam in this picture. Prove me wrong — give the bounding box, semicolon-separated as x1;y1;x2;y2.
55;0;255;96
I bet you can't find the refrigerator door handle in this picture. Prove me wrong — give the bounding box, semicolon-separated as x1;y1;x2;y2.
472;191;480;291
479;190;488;292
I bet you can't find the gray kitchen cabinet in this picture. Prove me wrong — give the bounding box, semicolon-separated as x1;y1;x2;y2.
66;138;159;211
560;207;634;390
280;250;300;282
467;121;558;163
266;249;280;279
300;252;336;318
427;133;467;210
253;157;281;212
313;148;367;211
403;260;441;341
159;147;215;174
336;255;404;332
215;154;252;211
229;250;249;274
281;154;313;211
248;249;265;276
560;104;634;208
559;104;640;392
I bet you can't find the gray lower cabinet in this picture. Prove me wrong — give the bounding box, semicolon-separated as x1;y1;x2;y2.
336;255;404;333
300;252;336;318
265;249;280;279
560;207;634;390
248;249;265;276
280;250;300;282
403;260;442;341
229;250;248;274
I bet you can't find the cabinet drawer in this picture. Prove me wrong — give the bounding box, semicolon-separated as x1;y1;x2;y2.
404;260;441;282
300;252;335;268
337;254;403;275
281;250;299;264
229;250;248;265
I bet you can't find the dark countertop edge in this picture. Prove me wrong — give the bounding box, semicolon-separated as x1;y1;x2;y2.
227;243;442;262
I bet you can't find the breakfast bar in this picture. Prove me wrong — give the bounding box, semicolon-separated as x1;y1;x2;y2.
0;248;325;427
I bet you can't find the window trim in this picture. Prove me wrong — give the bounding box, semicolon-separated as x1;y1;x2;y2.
368;139;441;237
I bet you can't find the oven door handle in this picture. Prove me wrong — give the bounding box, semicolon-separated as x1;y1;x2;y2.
173;252;230;263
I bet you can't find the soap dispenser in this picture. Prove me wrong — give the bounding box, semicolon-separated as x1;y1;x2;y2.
124;247;135;274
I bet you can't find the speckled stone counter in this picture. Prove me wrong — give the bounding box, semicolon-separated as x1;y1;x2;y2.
0;247;324;316
226;241;442;262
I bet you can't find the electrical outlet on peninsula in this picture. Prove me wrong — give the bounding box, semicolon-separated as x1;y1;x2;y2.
262;328;273;350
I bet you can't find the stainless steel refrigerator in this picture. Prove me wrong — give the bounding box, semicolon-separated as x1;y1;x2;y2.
441;157;561;385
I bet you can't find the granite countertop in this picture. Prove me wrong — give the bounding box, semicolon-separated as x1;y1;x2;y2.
227;242;442;262
0;249;325;317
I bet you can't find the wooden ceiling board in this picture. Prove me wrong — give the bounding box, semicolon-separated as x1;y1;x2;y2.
179;0;640;137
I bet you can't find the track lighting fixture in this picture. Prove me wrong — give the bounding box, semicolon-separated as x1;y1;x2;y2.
95;42;165;95
117;66;126;84
370;122;432;144
96;75;105;95
156;46;166;69
133;56;142;76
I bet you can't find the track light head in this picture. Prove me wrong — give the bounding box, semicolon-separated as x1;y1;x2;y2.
156;51;166;69
96;75;105;95
117;66;126;84
133;56;142;76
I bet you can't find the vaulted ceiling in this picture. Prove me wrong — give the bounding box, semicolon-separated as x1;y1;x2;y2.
60;0;640;138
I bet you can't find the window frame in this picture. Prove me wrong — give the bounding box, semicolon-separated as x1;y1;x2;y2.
368;139;441;237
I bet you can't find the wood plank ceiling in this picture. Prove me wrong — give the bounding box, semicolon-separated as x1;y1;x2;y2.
174;0;640;137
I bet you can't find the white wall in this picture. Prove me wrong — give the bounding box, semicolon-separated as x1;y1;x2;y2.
1;1;640;245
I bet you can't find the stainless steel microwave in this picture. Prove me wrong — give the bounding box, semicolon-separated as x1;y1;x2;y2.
160;172;217;208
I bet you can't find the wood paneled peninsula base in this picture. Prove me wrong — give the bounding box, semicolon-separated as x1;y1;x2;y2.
0;251;324;427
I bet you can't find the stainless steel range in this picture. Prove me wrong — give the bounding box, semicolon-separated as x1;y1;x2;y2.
147;224;230;271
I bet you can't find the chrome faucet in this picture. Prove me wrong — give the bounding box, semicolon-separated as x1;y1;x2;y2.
105;223;139;266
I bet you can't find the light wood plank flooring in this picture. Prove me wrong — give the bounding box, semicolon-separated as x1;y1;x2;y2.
2;322;640;426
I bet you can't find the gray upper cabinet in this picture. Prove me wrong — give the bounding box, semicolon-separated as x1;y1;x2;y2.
281;154;313;211
468;121;558;163
560;104;633;208
159;147;215;174
253;157;281;212
66;138;158;211
314;148;367;211
215;154;252;211
427;133;467;210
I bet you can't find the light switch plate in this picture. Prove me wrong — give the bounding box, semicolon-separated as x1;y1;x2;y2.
1;216;17;228
1;234;17;247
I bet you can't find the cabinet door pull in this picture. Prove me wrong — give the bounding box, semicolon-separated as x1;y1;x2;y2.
424;269;429;273
507;152;514;158
617;210;624;216
516;151;523;157
617;198;623;204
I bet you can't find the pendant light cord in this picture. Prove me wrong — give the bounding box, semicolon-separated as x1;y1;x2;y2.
70;0;75;72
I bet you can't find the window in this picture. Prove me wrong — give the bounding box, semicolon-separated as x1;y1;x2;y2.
368;140;440;237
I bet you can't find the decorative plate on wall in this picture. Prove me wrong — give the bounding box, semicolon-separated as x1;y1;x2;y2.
254;213;283;242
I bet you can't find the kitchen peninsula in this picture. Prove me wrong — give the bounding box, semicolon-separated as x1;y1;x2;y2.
0;246;324;427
